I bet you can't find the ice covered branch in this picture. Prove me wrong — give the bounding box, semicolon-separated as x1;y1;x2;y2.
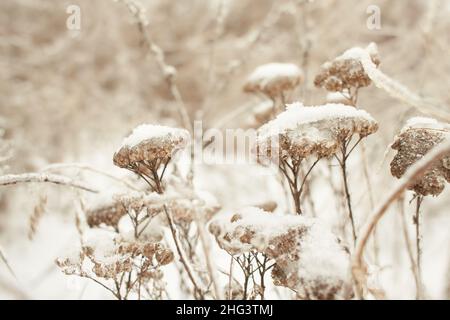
41;162;140;191
357;47;450;121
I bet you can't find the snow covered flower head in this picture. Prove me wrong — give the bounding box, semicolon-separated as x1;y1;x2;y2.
244;63;304;99
390;117;450;196
208;207;352;299
255;103;378;163
114;124;190;168
314;43;380;93
113;124;190;193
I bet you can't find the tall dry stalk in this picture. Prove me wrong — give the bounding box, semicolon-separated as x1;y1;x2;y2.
352;139;450;299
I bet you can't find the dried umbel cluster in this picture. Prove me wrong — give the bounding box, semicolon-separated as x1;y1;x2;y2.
314;43;380;95
209;207;352;299
256;103;378;163
167;193;221;227
56;229;174;300
85;192;165;232
86;197;127;231
390;117;450;196
113;124;190;193
244;63;304;99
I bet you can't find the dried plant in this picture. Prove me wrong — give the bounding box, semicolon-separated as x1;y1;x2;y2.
2;0;450;301
256;102;378;226
389;117;450;298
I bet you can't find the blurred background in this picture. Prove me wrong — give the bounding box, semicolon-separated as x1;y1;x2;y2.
0;0;449;299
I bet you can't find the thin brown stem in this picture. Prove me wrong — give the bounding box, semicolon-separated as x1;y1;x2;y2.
413;194;424;299
339;142;357;244
399;196;422;299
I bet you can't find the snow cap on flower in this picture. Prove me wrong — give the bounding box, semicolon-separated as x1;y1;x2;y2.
244;63;304;98
314;43;380;92
113;124;190;169
255;102;378;163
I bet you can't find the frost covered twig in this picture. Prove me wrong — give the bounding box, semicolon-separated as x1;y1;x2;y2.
42;163;140;191
352;139;450;299
0;173;98;193
120;0;193;135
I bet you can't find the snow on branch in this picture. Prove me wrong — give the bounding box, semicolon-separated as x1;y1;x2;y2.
355;44;450;121
0;173;99;193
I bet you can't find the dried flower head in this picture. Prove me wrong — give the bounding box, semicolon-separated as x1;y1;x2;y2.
209;207;352;299
390;117;450;196
244;63;304;98
113;124;190;193
255;103;378;164
314;43;380;93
